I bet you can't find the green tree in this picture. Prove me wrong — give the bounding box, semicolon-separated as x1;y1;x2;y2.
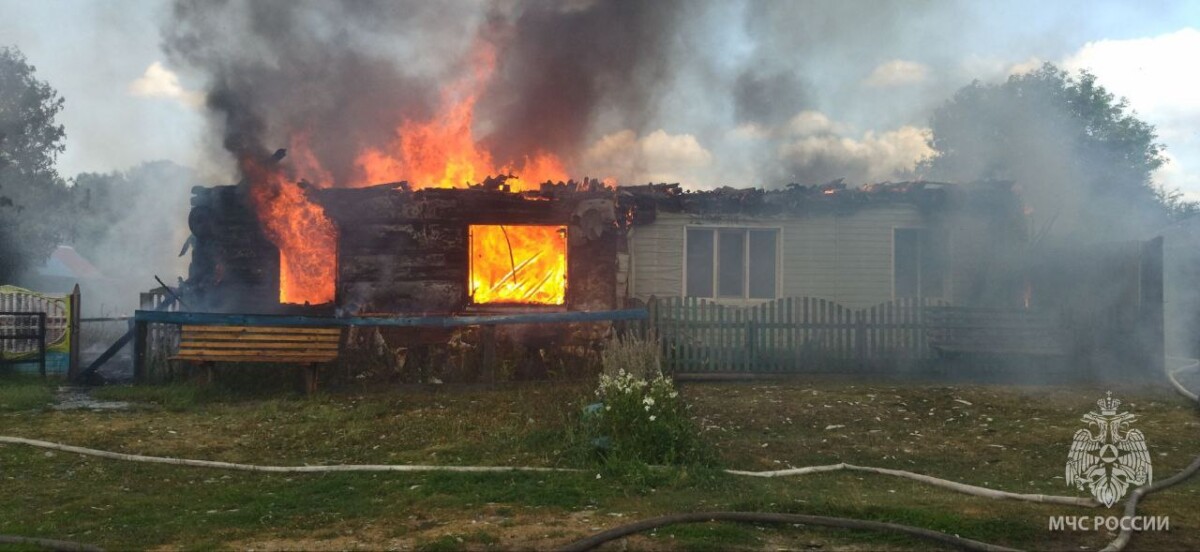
923;63;1184;240
0;45;68;282
67;160;197;279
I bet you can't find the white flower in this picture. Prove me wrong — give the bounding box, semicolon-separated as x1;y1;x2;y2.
643;396;655;406
596;473;602;479
649;415;657;421
669;391;679;399
644;405;651;411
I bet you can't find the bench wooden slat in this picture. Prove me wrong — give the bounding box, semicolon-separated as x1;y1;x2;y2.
174;349;338;359
173;325;341;394
172;355;337;363
180;325;341;335
175;350;337;358
181;332;340;343
177;341;339;351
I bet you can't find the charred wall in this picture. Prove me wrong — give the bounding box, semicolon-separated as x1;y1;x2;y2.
186;185;283;314
184;182;621;316
314;184;620;315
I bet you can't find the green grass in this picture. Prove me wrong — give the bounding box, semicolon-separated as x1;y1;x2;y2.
0;375;54;412
0;378;1197;550
657;522;762;551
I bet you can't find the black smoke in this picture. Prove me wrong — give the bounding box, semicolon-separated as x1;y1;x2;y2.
163;0;692;184
163;0;462;183
477;0;687;168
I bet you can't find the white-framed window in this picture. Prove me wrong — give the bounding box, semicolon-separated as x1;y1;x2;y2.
893;228;947;299
685;227;779;299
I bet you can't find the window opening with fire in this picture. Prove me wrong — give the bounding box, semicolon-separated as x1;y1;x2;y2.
685;227;779;300
469;225;567;305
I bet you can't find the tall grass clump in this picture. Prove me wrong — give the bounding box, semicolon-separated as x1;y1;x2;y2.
0;375;54;412
580;332;712;472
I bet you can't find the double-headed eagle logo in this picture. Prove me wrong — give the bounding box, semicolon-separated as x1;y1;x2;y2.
1065;392;1152;507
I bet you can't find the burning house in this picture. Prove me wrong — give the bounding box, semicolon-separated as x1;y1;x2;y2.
129;1;1169;386
180;167;1162;381
186;176;620;316
185;176;1021;317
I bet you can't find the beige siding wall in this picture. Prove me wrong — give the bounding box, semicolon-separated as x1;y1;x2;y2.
629;206;929;309
627;214;686;298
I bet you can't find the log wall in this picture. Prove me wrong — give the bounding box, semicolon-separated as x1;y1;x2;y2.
315;185;621;314
186;183;622;316
187;185;282;314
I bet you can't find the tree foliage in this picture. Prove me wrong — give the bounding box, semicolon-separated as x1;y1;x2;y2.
0;45;68;282
66;161;197;279
923;63;1185;240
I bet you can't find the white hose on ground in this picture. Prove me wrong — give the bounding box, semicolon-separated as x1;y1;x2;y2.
729;463;1096;506
0;435;1096;507
1100;356;1200;552
1166;356;1199;402
0;436;573;474
2;359;1197;552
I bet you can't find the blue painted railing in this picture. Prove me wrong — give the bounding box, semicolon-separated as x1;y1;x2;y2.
134;308;647;328
132;308;647;381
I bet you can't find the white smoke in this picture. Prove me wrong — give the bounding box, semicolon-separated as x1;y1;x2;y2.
863;59;931;88
128;62;204;108
583;129;713;185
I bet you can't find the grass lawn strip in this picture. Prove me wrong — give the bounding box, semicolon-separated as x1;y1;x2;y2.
0;376;1197;550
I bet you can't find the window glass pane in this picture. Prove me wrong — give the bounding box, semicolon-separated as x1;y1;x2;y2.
748;230;777;299
685;228;714;297
718;229;746;297
920;230;947;298
894;229;919;298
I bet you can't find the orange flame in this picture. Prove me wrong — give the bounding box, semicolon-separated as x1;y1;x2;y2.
254;40;571;306
470;225;567;305
355;41;567;190
242;155;337;305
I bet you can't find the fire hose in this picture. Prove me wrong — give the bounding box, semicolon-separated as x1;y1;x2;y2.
1098;357;1200;552
560;357;1200;552
1;359;1197;551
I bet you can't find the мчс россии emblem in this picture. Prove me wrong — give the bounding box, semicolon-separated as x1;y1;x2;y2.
1065;392;1153;507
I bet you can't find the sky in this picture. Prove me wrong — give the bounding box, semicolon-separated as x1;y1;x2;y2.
0;0;1198;196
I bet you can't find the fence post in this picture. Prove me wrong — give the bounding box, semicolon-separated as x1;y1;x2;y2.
68;284;81;380
855;310;866;368
746;319;756;369
133;318;148;383
646;295;657;340
480;324;497;384
37;312;46;378
647;295;662;365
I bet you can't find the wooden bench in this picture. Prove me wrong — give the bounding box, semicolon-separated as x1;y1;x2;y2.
172;325;342;393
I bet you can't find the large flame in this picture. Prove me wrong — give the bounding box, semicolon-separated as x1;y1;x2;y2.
354;42;567;190
242;155;337;305
252;40;570;306
470;225;567;305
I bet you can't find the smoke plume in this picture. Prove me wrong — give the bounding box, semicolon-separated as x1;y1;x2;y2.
163;0;694;187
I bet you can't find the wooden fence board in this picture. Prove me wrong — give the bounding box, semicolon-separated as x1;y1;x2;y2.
648;296;959;373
